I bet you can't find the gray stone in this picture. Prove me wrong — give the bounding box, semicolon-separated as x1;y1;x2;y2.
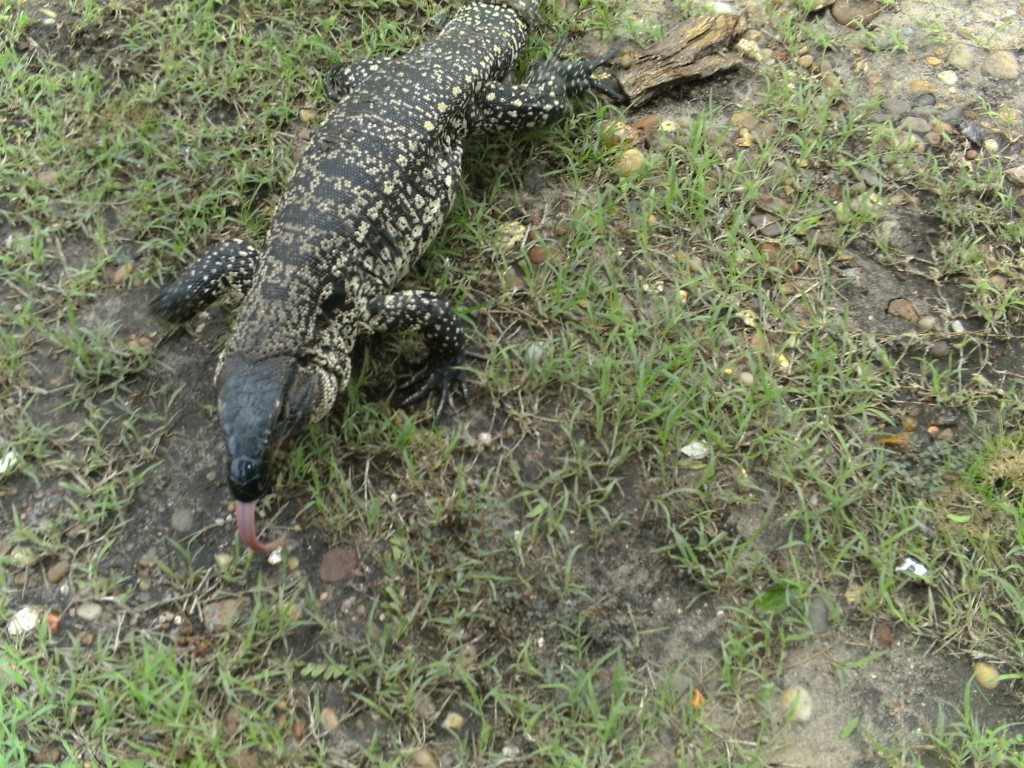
170;508;194;532
881;97;912;116
808;595;830;634
980;51;1019;81
76;601;103;621
899;116;931;135
947;43;974;71
1005;166;1024;188
831;0;882;27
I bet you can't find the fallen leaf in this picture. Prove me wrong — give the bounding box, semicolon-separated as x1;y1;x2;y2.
886;297;919;323
877;432;915;451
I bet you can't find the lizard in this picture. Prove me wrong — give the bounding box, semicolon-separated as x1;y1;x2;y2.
150;0;625;552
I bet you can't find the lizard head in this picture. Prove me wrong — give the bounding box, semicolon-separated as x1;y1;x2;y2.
217;355;335;549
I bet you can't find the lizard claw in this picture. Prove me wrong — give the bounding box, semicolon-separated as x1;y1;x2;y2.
393;356;468;419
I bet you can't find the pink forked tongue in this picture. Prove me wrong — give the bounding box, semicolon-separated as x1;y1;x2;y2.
235;500;287;553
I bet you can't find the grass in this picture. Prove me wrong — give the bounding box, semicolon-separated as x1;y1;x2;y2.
2;0;1023;765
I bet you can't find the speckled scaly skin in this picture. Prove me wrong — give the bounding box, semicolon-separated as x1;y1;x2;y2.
151;0;624;551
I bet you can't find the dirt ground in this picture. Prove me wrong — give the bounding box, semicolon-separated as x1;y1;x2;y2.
3;0;1024;765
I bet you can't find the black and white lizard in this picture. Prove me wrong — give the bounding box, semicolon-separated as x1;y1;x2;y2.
151;0;624;552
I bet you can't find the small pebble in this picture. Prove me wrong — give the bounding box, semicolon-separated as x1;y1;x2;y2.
1005;166;1024;187
882;97;912;115
170;508;194;532
936;70;957;85
917;315;938;331
45;560;71;584
442;711;466;730
899;116;930;134
321;707;340;732
76;601;103;621
807;595;830;634
779;685;813;722
830;0;882;27
527;243;553;265
204;597;245;631
946;43;974;71
407;747;440;767
974;661;1000;690
738;371;755;386
876;624;894;647
612;148;645;176
927;340;950;359
980;51;1019;81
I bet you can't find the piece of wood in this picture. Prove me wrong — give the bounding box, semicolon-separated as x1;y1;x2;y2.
617;14;749;106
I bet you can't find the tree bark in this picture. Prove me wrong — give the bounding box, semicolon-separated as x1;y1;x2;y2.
618;14;750;106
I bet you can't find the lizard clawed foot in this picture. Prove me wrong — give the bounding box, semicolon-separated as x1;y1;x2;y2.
392;356;468;419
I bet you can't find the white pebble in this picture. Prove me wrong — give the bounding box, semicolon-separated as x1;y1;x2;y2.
780;685;813;722
524;341;546;365
76;601;103;621
6;606;41;637
681;440;711;459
